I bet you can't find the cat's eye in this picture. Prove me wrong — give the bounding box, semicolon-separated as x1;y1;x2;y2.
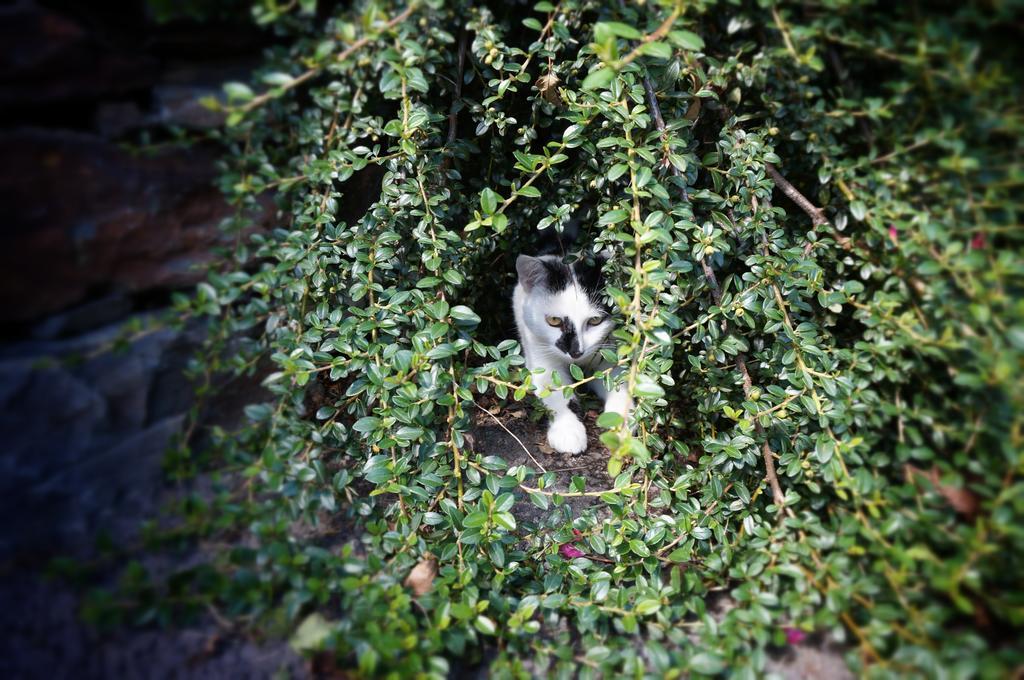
587;315;605;327
545;316;562;327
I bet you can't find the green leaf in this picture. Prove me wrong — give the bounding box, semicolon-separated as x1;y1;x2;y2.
262;72;295;86
596;411;624;428
474;615;497;635
493;512;517;531
607;163;629;181
669;30;705;51
634;375;665;398
582;67;615;90
595;21;642;40
689;653;726;675
450;305;481;327
480;188;500;215
495;492;515;512
352;416;380;433
289;613;334;652
599;209;630;225
629;539;650;557
223;82;253;101
463;511;488;528
639;41;673;59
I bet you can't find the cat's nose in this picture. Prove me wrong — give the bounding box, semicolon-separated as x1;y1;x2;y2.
568;346;583;359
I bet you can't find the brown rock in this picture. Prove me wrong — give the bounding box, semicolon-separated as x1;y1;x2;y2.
0;4;157;109
0;128;269;324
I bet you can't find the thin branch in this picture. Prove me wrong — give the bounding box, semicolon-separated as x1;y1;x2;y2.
445;30;468;154
644;74;786;511
827;46;875;148
473;401;548;474
642;77;688;200
656;483;733;557
765;162;852;250
869;136;935;166
240;4;419;113
617;9;681;70
770;5;800;61
765;163;827;227
467;459;639;498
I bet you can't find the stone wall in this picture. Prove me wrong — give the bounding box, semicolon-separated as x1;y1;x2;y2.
0;1;271;327
0;3;302;677
0;0;273;554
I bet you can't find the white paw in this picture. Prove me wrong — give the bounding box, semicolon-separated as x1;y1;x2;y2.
547;414;588;454
604;390;632;418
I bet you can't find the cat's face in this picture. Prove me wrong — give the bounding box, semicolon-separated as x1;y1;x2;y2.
516;254;613;362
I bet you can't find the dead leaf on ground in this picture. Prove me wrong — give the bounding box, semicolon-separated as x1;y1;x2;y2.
404;555;437;596
905;465;979;518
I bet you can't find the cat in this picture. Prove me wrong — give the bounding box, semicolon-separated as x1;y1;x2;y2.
513;252;631;454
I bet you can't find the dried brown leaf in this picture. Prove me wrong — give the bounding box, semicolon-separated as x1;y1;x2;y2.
905;465;979;518
536;72;561;104
404;555;437;597
684;98;702;121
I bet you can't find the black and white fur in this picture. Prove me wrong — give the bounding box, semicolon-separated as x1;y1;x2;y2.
513;254;630;454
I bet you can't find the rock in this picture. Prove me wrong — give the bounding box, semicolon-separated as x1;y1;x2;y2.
146;321;206;424
0;362;106;487
0;317;185;555
0;359;33;405
0;572;309;680
80;326;180;430
66;414;185;513
31;293;133;340
0;3;157;111
0;128;268;325
94;100;148;138
0;4;303;677
0;363;107;556
152;84;225;129
767;641;854;680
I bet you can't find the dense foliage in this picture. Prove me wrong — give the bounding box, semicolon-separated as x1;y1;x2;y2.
99;0;1024;676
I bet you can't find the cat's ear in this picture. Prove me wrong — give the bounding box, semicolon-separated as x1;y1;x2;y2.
516;255;547;293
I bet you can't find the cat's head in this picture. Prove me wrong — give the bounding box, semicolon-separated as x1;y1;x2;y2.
516;254;612;361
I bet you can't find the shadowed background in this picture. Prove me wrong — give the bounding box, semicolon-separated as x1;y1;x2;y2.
0;2;306;675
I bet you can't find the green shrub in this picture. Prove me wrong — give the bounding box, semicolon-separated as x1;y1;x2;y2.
115;0;1024;676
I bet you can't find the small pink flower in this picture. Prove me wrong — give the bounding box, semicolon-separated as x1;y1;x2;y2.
888;226;899;245
559;544;585;559
784;627;807;645
971;233;986;250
